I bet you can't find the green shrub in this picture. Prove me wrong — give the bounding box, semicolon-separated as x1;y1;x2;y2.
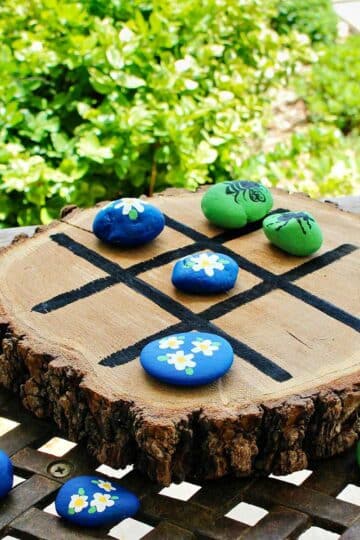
298;36;360;134
234;125;360;198
0;0;313;226
272;0;338;44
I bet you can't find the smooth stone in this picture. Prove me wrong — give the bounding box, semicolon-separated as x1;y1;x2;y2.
172;251;239;294
55;476;140;528
201;180;273;229
0;450;13;498
263;211;323;256
140;331;233;386
93;198;165;247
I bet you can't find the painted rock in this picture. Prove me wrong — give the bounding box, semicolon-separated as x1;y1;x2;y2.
172;252;239;294
55;476;140;528
263;211;323;256
0;450;13;498
201;180;273;229
93;198;165;247
140;331;233;386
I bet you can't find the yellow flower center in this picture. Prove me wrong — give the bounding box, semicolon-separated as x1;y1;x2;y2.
177;355;187;363
102;483;111;490
98;495;107;503
199;343;208;350
74;498;84;507
200;260;211;267
168;339;177;347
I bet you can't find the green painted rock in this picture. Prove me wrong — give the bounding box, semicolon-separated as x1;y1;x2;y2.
201;180;273;229
263;211;323;256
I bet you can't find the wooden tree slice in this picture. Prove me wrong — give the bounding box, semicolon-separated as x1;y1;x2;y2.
0;188;359;485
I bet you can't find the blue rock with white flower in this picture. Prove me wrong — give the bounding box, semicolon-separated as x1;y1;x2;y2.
172;251;239;294
140;331;234;386
55;476;140;528
0;450;13;498
93;198;165;247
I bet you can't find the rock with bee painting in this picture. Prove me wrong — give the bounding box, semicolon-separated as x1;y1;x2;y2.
55;476;140;528
201;180;273;228
172;252;239;294
93;198;165;247
263;211;323;256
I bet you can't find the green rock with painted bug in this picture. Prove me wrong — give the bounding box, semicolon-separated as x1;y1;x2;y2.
201;180;273;229
263;210;323;256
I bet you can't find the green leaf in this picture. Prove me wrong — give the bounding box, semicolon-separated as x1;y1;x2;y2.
91;480;98;485
40;207;53;225
128;208;138;220
88;506;97;514
106;46;124;69
68;508;76;515
51;132;70;153
111;496;119;500
78;488;85;495
185;368;194;376
157;355;168;362
122;74;146;89
76;133;113;163
196;141;218;164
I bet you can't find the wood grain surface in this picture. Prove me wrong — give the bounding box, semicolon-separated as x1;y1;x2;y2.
0;190;359;485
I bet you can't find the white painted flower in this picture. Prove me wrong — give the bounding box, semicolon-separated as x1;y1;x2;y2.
159;336;184;350
167;351;196;371
97;480;116;492
113;198;146;216
90;492;115;513
191;253;225;277
69;494;89;513
191;339;219;356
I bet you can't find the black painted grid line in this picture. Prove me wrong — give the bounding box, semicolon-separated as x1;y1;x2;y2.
45;233;291;382
162;218;359;332
31;212;359;381
200;244;359;322
32;207;286;314
32;276;118;314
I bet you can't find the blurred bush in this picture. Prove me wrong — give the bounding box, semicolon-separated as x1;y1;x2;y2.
0;0;358;228
234;125;360;198
0;0;313;226
272;0;338;44
297;36;360;134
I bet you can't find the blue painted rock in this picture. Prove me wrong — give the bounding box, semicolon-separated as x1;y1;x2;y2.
263;211;323;256
0;450;13;498
55;476;140;528
172;252;239;294
140;331;233;386
201;180;273;228
93;198;165;247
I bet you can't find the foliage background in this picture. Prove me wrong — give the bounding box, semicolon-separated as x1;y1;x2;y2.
0;0;359;227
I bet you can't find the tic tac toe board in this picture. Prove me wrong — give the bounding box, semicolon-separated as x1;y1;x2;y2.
0;188;359;485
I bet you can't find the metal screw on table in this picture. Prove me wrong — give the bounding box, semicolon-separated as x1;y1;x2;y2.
48;460;73;478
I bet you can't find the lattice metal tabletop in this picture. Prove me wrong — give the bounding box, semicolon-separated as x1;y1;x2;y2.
0;196;359;540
